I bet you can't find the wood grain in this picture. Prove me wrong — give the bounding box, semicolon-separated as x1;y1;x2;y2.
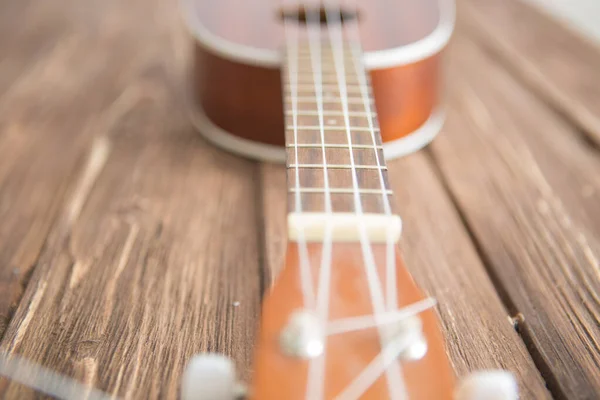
260;154;550;399
0;0;598;397
430;32;600;399
459;0;600;146
0;69;262;398
0;0;162;337
0;0;262;398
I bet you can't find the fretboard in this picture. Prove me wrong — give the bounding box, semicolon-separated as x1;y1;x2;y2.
283;40;394;215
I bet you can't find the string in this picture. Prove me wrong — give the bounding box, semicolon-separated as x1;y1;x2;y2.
327;297;435;336
283;3;316;311
324;2;406;399
334;326;421;400
306;4;333;216
305;5;335;399
344;9;399;312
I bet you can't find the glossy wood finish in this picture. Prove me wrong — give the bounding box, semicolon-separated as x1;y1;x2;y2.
186;0;446;150
191;41;441;147
192;46;285;146
373;54;441;144
251;244;455;399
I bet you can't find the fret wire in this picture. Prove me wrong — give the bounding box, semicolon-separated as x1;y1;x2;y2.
289;188;394;195
294;77;360;82
285;83;370;92
346;27;393;215
288;126;380;132
282;38;391;215
287;143;383;149
294;74;360;79
326;14;403;400
288;164;387;170
304;13;334;218
285;110;377;117
293;81;362;86
285;97;374;104
282;16;316;322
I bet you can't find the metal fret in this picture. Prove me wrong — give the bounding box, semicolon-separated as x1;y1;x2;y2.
285;96;374;104
284;84;370;93
286;143;383;149
283;40;393;215
288;164;387;170
289;188;394;195
288;126;380;132
294;73;360;80
285;110;377;117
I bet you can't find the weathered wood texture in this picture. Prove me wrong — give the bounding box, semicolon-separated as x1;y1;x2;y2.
460;0;600;146
0;0;262;398
1;61;262;400
430;31;600;399
0;0;163;336
0;0;598;398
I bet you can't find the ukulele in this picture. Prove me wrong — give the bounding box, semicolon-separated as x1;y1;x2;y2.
178;0;519;399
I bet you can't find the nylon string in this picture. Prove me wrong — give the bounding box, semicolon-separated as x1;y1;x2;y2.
283;6;316;311
304;5;336;399
324;2;407;399
344;12;399;313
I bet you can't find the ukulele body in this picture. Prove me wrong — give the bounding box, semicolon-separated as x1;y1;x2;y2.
182;0;454;162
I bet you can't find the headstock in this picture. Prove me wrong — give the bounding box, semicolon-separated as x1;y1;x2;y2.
250;242;455;399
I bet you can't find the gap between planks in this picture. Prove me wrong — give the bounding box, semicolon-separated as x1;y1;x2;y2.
430;29;600;399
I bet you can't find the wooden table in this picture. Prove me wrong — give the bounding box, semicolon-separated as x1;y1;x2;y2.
0;0;599;398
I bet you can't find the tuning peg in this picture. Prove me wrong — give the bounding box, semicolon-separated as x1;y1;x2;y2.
455;370;518;400
181;353;247;400
279;309;324;359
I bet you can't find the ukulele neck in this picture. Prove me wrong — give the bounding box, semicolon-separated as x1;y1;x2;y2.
283;33;401;242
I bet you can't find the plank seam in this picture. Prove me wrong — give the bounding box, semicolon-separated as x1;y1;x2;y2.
423;148;559;399
255;163;270;300
0;139;108;346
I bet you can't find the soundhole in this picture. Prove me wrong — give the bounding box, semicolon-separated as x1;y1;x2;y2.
280;6;358;25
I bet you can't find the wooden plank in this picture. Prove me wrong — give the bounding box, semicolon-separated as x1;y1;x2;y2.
0;0;263;398
459;0;600;146
0;64;262;398
260;156;550;398
0;0;168;338
430;32;600;399
0;0;82;337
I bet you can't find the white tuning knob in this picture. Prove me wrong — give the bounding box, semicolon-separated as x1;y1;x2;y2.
181;353;242;400
455;370;518;400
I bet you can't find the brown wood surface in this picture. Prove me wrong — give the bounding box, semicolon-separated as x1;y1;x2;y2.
460;0;600;147
431;32;600;399
0;0;598;399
